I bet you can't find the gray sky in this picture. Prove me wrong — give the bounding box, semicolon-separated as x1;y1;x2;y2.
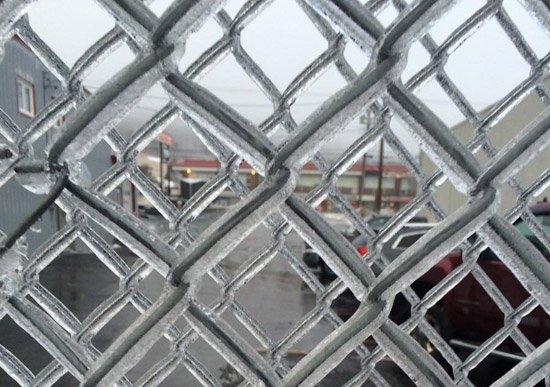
28;0;550;160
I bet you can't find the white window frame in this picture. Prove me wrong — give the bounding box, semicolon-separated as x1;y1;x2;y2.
16;76;35;117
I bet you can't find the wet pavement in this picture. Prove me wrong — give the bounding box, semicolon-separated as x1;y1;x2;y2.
0;212;523;386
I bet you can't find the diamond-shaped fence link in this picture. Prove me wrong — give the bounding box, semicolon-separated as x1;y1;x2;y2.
0;0;549;386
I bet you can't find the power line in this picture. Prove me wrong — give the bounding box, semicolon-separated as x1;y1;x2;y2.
83;83;497;108
84;85;326;108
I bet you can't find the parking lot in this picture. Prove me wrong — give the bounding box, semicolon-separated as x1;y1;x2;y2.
0;211;525;386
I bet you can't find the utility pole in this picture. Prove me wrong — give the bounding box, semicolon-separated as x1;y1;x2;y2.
357;112;371;216
162;145;172;197
375;137;385;212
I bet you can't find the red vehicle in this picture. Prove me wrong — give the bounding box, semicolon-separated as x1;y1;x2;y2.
410;202;550;352
346;202;550;356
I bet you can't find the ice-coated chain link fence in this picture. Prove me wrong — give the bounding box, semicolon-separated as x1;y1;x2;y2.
0;0;549;385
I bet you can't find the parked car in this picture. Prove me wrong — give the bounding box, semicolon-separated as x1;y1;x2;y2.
333;202;550;356
397;201;550;353
137;204;162;218
304;221;435;280
343;214;428;240
302;214;353;270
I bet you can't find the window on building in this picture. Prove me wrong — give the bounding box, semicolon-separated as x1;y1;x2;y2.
55;116;65;127
16;77;35;117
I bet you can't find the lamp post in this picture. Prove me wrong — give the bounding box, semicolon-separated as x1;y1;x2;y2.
159;142;171;195
357;112;372;216
375;137;385;213
162;146;171;196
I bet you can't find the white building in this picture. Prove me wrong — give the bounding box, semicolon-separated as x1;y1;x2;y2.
419;81;550;218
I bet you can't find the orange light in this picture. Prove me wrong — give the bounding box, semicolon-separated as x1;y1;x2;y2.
186;168;191;174
251;170;256;176
357;246;368;256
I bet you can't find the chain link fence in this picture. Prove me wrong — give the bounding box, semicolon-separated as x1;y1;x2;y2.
0;0;549;385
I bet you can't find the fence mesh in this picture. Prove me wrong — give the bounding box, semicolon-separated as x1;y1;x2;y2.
0;0;549;386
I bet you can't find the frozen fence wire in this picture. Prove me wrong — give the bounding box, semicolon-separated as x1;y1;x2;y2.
0;0;549;386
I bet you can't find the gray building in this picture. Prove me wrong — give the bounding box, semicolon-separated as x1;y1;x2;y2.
419;79;550;218
0;37;113;253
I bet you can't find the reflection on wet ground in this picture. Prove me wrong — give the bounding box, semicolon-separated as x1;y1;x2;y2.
0;212;523;386
0;212;348;386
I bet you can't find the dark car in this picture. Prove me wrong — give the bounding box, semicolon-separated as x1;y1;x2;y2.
137;205;162;218
302;214;352;269
343;215;428;240
304;221;435;280
328;223;435;320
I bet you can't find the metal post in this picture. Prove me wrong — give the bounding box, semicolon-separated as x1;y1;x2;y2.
167;163;172;197
131;183;136;213
375;137;384;213
357;112;371;216
159;142;164;193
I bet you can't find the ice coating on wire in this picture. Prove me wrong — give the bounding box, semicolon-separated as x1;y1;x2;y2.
0;0;547;386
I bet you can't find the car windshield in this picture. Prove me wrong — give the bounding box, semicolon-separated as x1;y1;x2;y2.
368;217;389;229
514;214;550;234
514;214;550;256
345;216;391;234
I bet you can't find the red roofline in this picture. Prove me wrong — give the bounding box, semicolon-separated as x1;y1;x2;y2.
173;159;221;168
173;159;411;174
386;197;413;203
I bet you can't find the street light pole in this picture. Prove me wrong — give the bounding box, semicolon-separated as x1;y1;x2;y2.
357;112;371;216
375;137;385;212
159;142;164;193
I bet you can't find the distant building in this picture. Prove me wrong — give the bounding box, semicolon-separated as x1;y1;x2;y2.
292;161;417;212
419;80;550;218
0;37;113;252
137;158;417;212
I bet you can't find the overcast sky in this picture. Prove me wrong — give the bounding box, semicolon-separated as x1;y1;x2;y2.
28;0;550;160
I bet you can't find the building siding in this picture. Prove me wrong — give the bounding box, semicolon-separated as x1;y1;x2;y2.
0;39;113;253
419;80;550;218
